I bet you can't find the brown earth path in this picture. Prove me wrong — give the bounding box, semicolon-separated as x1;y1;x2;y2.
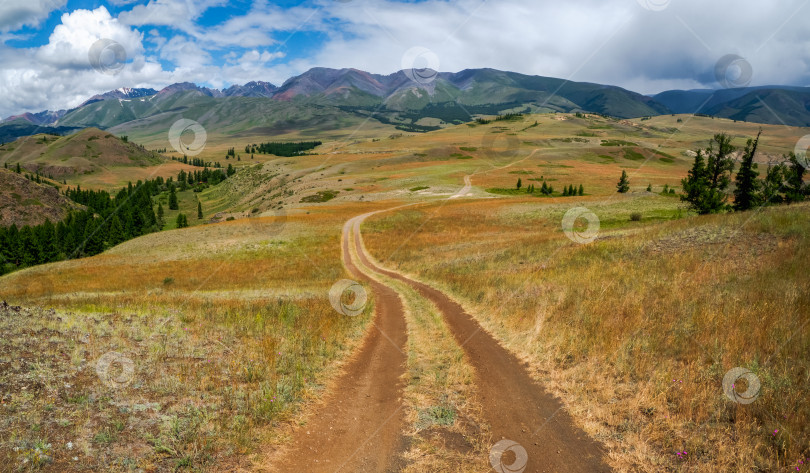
263;216;409;473
349;200;613;473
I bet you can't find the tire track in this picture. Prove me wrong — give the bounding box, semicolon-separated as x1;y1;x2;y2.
265;217;408;473
349;210;612;473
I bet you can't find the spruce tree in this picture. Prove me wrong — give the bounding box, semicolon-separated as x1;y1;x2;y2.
15;163;21;174
516;178;522;190
578;184;584;196
197;200;203;219
785;153;807;203
168;186;179;210
733;132;762;211
617;170;630;193
108;215;125;245
762;163;785;204
157;203;164;225
681;134;736;214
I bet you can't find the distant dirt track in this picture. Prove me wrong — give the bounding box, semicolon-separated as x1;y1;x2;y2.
264;215;408;473
349;195;612;472
269;178;611;471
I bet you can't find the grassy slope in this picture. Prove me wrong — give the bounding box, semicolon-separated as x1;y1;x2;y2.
362;198;809;472
0;204;390;472
0;112;807;471
0;169;78;228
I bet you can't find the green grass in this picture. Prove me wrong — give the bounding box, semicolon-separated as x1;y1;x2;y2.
601;139;639;147
300;190;339;203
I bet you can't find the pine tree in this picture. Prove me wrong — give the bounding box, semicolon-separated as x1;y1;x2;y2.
616;170;630;193
157;203;165;226
578;184;584;196
681;134;736;214
15;163;21;174
785;153;807;203
733;131;762;211
563;186;569;197
516;178;522;190
108;214;125;246
541;181;548;195
197;200;203;219
168;186;179;210
176;213;188;228
762;163;785;204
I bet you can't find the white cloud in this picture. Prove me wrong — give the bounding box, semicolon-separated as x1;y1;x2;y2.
2;0;810;119
36;7;144;69
0;0;66;33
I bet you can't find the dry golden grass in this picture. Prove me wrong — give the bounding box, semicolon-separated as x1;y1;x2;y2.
0;207;391;472
362;198;810;472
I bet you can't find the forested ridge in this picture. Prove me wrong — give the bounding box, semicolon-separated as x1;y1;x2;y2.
0;166;230;275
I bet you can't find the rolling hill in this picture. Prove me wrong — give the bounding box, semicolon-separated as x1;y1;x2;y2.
0;168;79;227
0;128;165;178
4;69;810;147
653;86;810;126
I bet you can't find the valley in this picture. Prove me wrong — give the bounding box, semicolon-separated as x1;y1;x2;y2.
0;108;807;472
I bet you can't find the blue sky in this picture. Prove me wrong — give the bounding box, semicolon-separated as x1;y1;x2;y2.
0;0;808;118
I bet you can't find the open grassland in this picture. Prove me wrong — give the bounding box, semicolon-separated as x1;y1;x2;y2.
1;112;807;472
362;197;810;472
0;203;398;472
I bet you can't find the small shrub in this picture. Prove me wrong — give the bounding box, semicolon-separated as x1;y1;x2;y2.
630;212;642;222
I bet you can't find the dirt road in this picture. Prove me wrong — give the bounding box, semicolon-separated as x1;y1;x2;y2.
348;208;612;472
269;186;611;471
265;217;408;473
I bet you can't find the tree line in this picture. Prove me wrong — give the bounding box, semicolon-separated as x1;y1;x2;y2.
681;132;806;213
245;141;322;157
0;182;159;274
0;165;234;275
616;132;807;213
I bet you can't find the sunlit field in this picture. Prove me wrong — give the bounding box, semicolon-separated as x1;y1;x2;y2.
362;197;810;472
0;205;389;471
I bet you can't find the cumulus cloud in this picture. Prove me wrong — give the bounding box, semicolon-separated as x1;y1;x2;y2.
36;7;144;69
0;0;66;33
1;0;810;118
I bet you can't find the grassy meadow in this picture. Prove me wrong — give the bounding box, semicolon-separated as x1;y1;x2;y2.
362;196;810;472
0;204;391;471
0;112;808;471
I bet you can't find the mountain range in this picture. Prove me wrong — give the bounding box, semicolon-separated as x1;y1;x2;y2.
2;67;809;143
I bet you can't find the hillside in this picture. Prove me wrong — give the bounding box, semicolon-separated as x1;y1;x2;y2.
0;111;807;472
0;168;78;227
6;70;810;145
654;86;810;126
0;128;165;178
